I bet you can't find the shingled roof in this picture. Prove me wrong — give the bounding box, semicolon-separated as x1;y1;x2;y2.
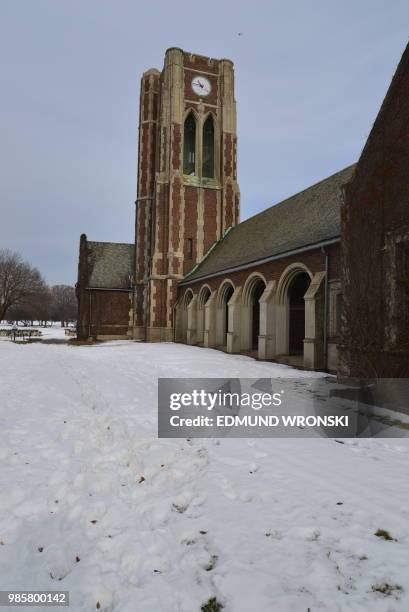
183;164;356;283
86;241;134;289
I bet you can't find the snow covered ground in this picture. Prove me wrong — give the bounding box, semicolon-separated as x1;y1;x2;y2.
1;339;409;611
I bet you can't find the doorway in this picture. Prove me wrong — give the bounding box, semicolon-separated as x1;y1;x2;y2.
288;272;310;354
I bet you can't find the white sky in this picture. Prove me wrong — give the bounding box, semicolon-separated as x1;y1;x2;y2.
0;0;408;284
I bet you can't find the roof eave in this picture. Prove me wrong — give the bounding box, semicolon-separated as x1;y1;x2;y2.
85;287;132;292
179;236;340;286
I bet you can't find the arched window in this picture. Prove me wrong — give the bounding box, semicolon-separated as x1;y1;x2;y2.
202;115;215;178
183;113;196;175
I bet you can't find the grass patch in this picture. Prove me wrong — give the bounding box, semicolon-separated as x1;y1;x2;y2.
374;528;396;541
68;339;100;346
372;582;402;596
201;597;224;612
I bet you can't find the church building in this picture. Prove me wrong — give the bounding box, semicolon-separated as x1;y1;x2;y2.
76;44;409;376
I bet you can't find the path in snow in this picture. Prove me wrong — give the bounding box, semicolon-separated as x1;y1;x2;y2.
0;339;408;611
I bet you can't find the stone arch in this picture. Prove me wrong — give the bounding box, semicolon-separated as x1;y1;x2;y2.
216;279;235;346
202;109;217;125
242;272;268;306
198;284;212;308
241;273;268;351
217;279;235;307
197;284;211;344
277;263;313;305
183;106;200;122
183;288;194;308
276;263;313;359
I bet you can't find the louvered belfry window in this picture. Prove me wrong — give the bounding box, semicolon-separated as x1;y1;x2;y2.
183;113;196;175
202;115;215;178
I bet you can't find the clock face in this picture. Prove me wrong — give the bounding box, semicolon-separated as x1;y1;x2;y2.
191;76;211;97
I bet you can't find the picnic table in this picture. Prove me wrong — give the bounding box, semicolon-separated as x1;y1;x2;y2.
0;328;43;341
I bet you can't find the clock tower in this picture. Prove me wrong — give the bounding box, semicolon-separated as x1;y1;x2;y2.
133;48;240;341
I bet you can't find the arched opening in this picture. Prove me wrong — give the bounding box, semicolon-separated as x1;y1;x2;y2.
198;286;211;344
224;286;234;345
181;289;193;343
199;286;211;309
288;272;310;354
183;113;196;175
241;274;268;352
250;279;266;349
183;290;193;308
202;115;214;178
218;283;234;347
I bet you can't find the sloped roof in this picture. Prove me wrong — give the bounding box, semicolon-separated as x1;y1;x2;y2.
184;164;356;283
86;241;134;289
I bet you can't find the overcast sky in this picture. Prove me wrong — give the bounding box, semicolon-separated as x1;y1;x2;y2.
0;1;408;285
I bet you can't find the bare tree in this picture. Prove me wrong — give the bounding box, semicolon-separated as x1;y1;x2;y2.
35;286;53;326
9;280;52;326
0;249;46;322
8;302;35;326
51;285;77;327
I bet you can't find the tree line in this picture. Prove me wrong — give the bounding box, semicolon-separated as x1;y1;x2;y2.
0;249;77;326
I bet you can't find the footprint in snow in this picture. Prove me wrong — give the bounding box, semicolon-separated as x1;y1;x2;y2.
204;554;218;571
172;502;188;514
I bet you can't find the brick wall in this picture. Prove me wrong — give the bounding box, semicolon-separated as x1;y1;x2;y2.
183;186;198;274
88;290;131;337
203;189;218;253
179;243;340;295
340;43;409;377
